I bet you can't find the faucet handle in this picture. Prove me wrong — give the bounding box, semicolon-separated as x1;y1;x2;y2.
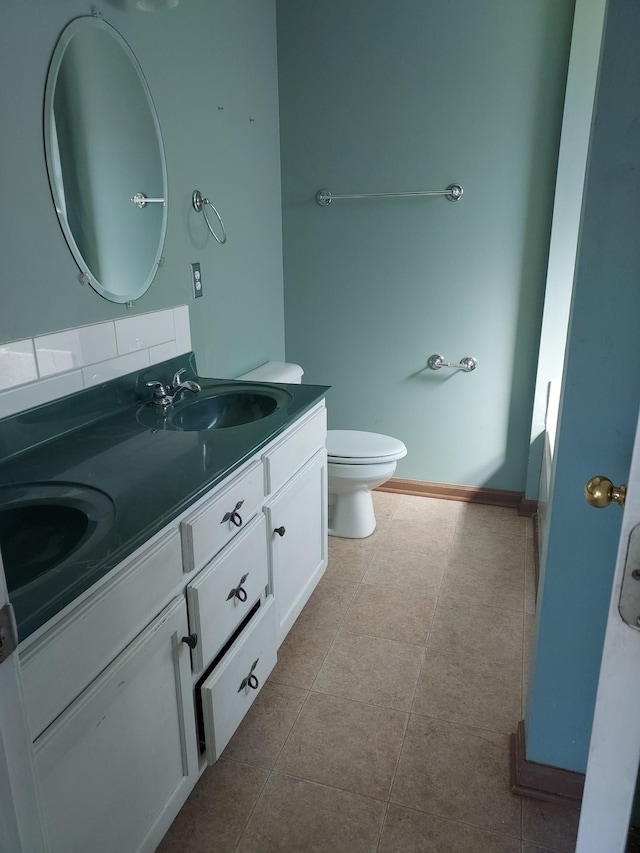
146;380;172;407
171;368;186;389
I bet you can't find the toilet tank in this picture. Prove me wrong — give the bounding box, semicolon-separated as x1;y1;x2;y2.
235;361;304;384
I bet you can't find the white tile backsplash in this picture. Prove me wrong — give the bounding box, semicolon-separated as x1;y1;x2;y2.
114;308;175;355
35;322;118;378
82;350;151;388
148;340;177;364
173;305;192;354
0;306;191;419
0;371;84;419
0;340;38;391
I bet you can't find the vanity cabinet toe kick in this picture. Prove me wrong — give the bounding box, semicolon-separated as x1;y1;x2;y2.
17;401;327;853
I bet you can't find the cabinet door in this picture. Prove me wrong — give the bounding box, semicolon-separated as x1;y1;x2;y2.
34;597;198;853
265;449;328;645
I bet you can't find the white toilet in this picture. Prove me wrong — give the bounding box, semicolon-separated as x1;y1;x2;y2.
236;362;407;539
325;428;406;538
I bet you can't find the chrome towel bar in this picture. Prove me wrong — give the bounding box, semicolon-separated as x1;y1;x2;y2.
316;183;463;206
428;354;477;372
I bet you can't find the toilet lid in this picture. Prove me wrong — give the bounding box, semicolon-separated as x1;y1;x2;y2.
327;430;407;464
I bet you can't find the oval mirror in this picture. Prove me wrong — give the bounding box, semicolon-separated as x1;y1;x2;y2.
44;17;168;303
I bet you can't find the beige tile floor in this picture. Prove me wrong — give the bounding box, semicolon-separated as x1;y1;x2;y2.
158;493;581;853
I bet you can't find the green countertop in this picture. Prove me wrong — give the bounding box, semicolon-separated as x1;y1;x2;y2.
0;353;328;641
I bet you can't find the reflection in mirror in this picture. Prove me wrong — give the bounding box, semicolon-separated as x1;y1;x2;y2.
44;17;168;303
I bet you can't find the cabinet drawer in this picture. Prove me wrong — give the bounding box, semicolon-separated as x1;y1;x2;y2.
264;404;326;495
181;460;264;573
187;514;268;671
200;596;277;764
20;529;183;740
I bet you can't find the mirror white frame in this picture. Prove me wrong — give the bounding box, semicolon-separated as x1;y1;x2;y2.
44;17;168;304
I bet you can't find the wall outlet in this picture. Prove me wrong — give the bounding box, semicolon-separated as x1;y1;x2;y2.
191;262;203;298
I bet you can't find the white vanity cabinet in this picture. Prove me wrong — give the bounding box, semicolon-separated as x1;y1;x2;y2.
13;399;327;853
33;596;198;853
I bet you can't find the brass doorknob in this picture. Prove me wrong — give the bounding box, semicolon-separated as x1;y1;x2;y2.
584;476;627;508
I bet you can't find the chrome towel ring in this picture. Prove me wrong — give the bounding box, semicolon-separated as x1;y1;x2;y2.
192;190;227;244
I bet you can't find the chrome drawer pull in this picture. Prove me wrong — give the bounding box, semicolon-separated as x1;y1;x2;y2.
226;573;249;603
221;500;244;527
238;658;260;692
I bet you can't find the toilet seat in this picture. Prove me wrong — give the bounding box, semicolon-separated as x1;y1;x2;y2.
327;430;407;465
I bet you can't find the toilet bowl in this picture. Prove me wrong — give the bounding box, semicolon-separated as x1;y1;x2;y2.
235;362;407;539
326;429;407;538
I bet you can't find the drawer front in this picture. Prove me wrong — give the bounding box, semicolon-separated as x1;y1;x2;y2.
264;404;326;495
181;460;264;574
200;596;277;764
20;529;183;740
186;514;268;671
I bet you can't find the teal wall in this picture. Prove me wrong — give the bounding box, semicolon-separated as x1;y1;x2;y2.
0;0;284;379
277;0;575;491
526;0;640;773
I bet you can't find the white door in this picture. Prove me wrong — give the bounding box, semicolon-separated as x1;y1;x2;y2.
576;409;640;851
0;556;45;852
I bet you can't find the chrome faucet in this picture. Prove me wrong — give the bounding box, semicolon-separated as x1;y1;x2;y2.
146;368;201;408
170;368;201;399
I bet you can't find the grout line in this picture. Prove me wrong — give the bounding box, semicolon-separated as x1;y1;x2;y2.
319;628;428;648
379;799;525;843
385;698;412;815
229;760;272;853
375;801;390;852
402;705;521;738
262;686;313;779
250;766;390;804
312;501;415;812
266;530;382;771
384;495;447;821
